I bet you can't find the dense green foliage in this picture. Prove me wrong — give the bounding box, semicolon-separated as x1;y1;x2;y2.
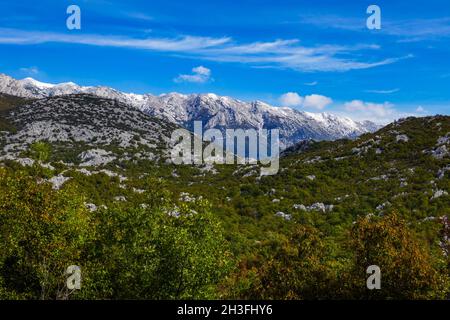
346;213;449;299
0;168;91;299
0;168;232;299
0;95;449;300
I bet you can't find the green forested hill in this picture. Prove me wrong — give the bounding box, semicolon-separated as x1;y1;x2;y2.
0;94;448;299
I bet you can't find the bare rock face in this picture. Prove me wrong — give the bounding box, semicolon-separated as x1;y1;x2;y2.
79;149;116;167
396;134;409;142
423;132;450;160
275;211;292;221
47;174;71;190
0;94;179;165
293;203;334;213
431;189;449;200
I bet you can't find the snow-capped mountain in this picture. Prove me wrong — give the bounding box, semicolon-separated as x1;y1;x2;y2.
0;74;148;104
0;74;380;148
140;94;380;148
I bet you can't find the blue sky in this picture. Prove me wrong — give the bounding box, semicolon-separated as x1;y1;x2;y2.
0;0;449;123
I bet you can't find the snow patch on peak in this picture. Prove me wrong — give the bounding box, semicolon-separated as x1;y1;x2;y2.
205;93;219;99
305;112;329;123
55;81;78;87
20;77;55;89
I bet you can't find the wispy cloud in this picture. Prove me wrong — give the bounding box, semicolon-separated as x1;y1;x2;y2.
124;12;154;21
365;88;400;94
385;18;450;42
199;41;406;72
174;66;212;83
0;28;407;72
296;14;450;42
295;14;365;32
304;81;318;86
0;28;230;51
19;66;40;75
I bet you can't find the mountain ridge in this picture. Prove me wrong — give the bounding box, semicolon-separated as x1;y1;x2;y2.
0;94;179;167
0;73;380;148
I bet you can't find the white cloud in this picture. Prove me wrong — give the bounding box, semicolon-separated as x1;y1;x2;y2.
366;88;400;94
333;100;435;124
201;42;408;72
385;18;450;42
416;106;426;113
192;66;210;76
0;28;408;73
303;94;333;110
342;100;397;123
296;14;365;32
0;28;231;52
19;66;39;75
279;92;332;110
276;93;431;123
125;12;153;21
304;81;318;86
345;100;393;116
174;66;212;83
279;92;303;107
298;15;450;42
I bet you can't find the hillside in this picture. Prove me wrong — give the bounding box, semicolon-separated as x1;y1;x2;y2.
0;91;448;299
0;93;448;255
0;93;30;132
157;115;450;255
0;94;179;166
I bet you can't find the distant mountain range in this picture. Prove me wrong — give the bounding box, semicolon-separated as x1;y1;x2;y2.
0;73;380;148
